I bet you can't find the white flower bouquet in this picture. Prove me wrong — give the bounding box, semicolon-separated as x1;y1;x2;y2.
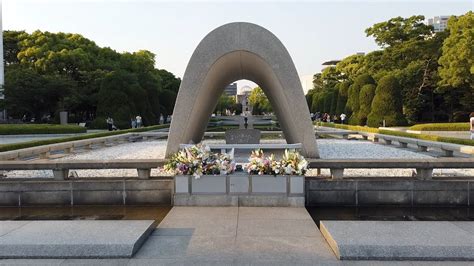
164;144;235;179
246;149;307;175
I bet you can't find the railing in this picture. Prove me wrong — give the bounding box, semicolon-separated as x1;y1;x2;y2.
2;158;473;181
307;158;474;180
0;159;167;180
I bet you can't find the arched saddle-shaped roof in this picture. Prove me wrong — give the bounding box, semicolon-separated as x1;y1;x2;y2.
166;22;318;158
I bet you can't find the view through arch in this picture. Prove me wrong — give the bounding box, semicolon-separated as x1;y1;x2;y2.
166;22;318;158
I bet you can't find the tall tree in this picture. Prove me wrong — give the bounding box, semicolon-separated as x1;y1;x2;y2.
347;74;375;125
438;12;474;115
367;75;406;127
365;15;433;47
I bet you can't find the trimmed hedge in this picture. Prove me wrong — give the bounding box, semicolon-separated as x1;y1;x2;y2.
318;122;474;146
0;124;169;152
0;124;87;135
318;122;380;133
378;129;474;146
408;123;470;131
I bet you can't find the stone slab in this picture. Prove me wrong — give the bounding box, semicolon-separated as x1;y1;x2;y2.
225;129;261;144
320;221;474;261
0;220;155;258
132;207;337;264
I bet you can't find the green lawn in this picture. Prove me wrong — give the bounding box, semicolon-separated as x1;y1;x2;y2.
408;123;469;131
0;124;87;135
318;122;474;146
0;124;170;152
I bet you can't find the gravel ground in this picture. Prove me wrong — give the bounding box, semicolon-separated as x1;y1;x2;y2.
4;139;473;178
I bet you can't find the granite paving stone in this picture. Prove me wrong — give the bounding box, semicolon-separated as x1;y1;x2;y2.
0;220;155;258
321;220;474;261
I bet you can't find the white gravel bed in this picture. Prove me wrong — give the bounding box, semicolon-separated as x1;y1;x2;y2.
3;139;473;178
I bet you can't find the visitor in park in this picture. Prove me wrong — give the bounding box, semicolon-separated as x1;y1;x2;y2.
244;114;248;129
340;113;346;124
333;114;338;124
159;114;164;124
131;118;137;129
136;115;142;128
470;112;474;140
106;117;114;131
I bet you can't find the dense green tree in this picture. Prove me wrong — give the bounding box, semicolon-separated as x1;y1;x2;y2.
335;54;366;82
3;30;181;127
367;75;406;127
438;12;474;114
365;15;432;47
347;74;375;125
215;95;236;114
249;87;272;114
358;84;376;125
4;65;75;120
305;12;473;125
335;81;350;114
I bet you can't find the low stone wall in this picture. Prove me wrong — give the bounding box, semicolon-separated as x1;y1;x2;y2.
306;178;474;206
0;178;173;206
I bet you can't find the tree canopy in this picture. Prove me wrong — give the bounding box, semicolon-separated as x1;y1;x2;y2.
306;12;474;125
2;30;181;128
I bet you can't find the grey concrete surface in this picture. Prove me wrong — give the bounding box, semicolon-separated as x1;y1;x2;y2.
0;179;172;206
166;22;318;158
1;208;474;265
138;207;337;264
320;220;474;261
306;179;474;206
0;220;155;258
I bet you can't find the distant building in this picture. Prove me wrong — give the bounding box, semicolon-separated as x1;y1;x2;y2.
427;16;450;32
224;82;237;97
237;85;253;115
321;60;341;67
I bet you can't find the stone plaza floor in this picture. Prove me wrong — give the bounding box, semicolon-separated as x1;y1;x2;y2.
1;207;474;265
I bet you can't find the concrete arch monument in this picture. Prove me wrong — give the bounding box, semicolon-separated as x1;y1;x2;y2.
166;22;319;158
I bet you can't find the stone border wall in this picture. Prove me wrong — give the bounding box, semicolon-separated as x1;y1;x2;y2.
306;179;473;206
0;178;173;206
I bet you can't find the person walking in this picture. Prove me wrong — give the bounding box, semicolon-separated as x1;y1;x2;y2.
106;117;113;131
136;115;142;128
131;118;137;129
340;113;346;124
470;112;474;140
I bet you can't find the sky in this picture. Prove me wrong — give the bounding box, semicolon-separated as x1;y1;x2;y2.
3;0;473;92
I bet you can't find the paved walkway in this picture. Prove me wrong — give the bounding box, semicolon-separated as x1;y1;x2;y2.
1;207;474;265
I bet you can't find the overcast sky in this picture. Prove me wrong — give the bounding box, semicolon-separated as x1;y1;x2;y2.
3;0;473;91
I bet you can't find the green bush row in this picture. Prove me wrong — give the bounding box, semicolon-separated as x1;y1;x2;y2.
0;124;87;135
0;124;169;152
318;122;474;146
317;122;380;133
408;123;470;131
378;129;474;146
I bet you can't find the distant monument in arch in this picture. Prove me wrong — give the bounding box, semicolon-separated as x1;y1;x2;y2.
166;22;318;158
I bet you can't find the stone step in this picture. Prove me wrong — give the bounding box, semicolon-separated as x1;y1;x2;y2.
320;220;474;261
0;220;155;258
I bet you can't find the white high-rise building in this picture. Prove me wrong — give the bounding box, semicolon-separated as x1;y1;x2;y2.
427;16;450;33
